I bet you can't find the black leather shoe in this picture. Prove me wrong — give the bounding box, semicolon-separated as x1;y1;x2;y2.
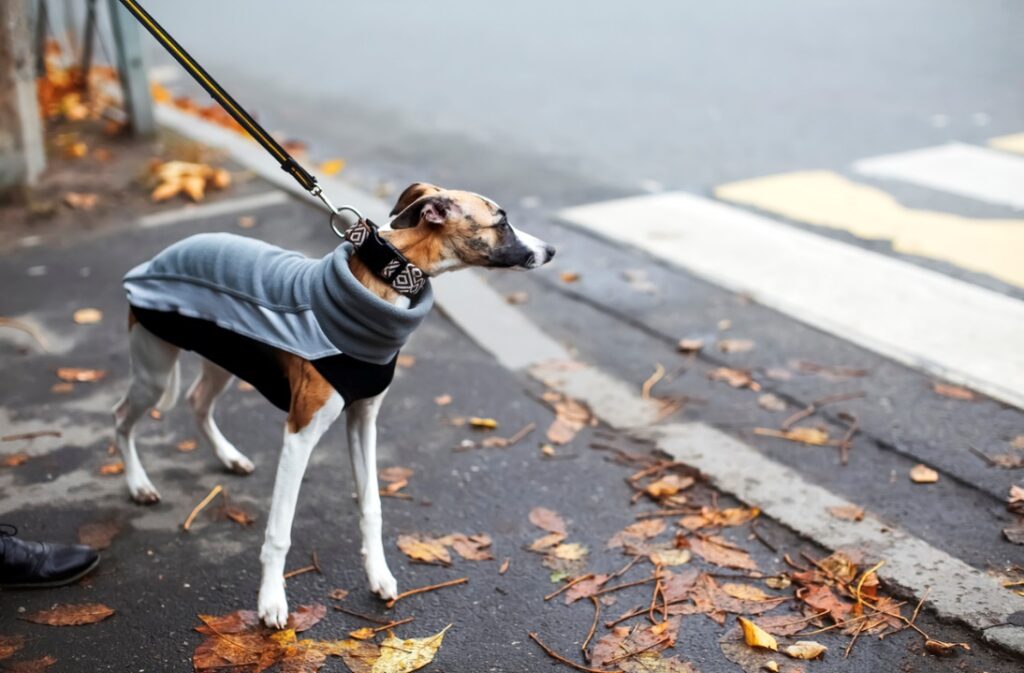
0;524;100;589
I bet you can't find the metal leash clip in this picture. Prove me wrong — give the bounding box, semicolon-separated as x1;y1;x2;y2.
312;185;365;238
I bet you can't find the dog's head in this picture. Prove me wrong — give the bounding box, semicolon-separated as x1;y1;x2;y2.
387;183;555;274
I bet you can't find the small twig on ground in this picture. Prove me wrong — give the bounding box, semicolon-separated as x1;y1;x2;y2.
582;596;600;661
783;553;809;572
545;573;596;601
372;616;414;633
837;411;859;465
333;605;391;625
627;460;674;483
505;422;537;447
529;632;622;673
608;555;642;581
589;574;657;598
749;520;778;553
909;587;931;626
182;484;223;531
605;604;649;629
1;429;62;442
385;576;468;609
641;364;666;400
968;446;998;467
854;560;885;611
844;620;866;658
647;566;664;624
781;391;865;430
604;637;670;665
284;550;322;579
768;610;829;630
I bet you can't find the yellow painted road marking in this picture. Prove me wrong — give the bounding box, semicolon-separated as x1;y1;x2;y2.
714;170;1024;288
990;132;1024;155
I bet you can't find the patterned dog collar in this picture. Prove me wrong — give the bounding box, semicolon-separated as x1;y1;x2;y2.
344;220;427;298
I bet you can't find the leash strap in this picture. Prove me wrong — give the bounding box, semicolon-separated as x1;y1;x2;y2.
117;0;428;298
117;0;319;197
344;221;427;297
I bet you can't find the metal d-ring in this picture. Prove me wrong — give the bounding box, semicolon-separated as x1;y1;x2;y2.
328;205;365;238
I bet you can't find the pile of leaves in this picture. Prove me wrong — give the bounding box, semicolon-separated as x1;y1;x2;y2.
36;40;120;125
522;455;965;672
192;604;449;673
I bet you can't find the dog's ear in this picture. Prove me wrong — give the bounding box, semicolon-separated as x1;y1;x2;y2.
390;195;454;229
390;183;442;217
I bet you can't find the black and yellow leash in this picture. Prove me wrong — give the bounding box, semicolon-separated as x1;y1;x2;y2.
116;0;359;234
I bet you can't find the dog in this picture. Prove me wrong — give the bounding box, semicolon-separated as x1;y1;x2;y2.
112;183;555;627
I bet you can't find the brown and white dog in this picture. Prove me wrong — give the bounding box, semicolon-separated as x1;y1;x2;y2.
113;184;555;626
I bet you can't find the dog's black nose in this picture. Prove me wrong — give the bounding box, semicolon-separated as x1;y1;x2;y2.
544;244;556;261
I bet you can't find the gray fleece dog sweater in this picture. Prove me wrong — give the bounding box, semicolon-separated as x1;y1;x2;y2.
123;232;434;409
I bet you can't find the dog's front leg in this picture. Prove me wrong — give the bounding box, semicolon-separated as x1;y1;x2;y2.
258;392;343;628
345;390;397;600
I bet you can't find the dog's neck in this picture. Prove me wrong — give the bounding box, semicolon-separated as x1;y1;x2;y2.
347;228;448;306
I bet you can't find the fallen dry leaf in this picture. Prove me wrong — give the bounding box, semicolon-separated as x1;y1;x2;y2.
72;308;103;325
931;382;976;401
909;464;939;484
559;271;580;283
529;507;567;535
738;616;777;651
396;535;451;566
1007;485;1024;515
78;521;120;550
238;215;256;229
753;427;830;446
709;367;760;391
757;394;787;412
328;588;349;601
718;339;755;354
50;382;74;394
56;367;106;382
551;542;588;561
2;453;30;467
687;535;758;571
349;627;375;641
23;603;114;626
499;558;510;574
1012;435;1024;450
542;391;591;445
433;394;452;406
677;338;705;353
608;518;667;548
721;584;774;602
372;625;450;673
645;474;695;500
649;547;692;567
563;574;610;604
4;656;57;673
63;192;98;210
679;506;759;531
441;533;494;561
468;417;498;430
224;505;256;527
98;461;124;476
528;532;567;552
827;505;865;522
783;641;827;660
505;291;529;305
1003;521;1024;545
177;439;198;452
319;159;345;176
924;639;970;656
0;634;25;659
396;355;416;368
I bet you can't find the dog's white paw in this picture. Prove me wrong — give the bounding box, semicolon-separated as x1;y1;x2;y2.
226;455;255;475
258;583;289;629
128;479;161;505
366;561;398;601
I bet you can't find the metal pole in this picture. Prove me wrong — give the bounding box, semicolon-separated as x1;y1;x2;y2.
80;0;98;98
107;0;154;136
0;0;47;197
34;0;49;76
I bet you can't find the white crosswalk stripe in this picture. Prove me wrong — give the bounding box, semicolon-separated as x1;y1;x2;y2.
854;142;1024;210
558;192;1024;410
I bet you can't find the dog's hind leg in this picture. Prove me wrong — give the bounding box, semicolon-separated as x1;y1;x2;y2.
258;360;343;628
113;322;179;504
187;358;255;475
345;389;396;600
